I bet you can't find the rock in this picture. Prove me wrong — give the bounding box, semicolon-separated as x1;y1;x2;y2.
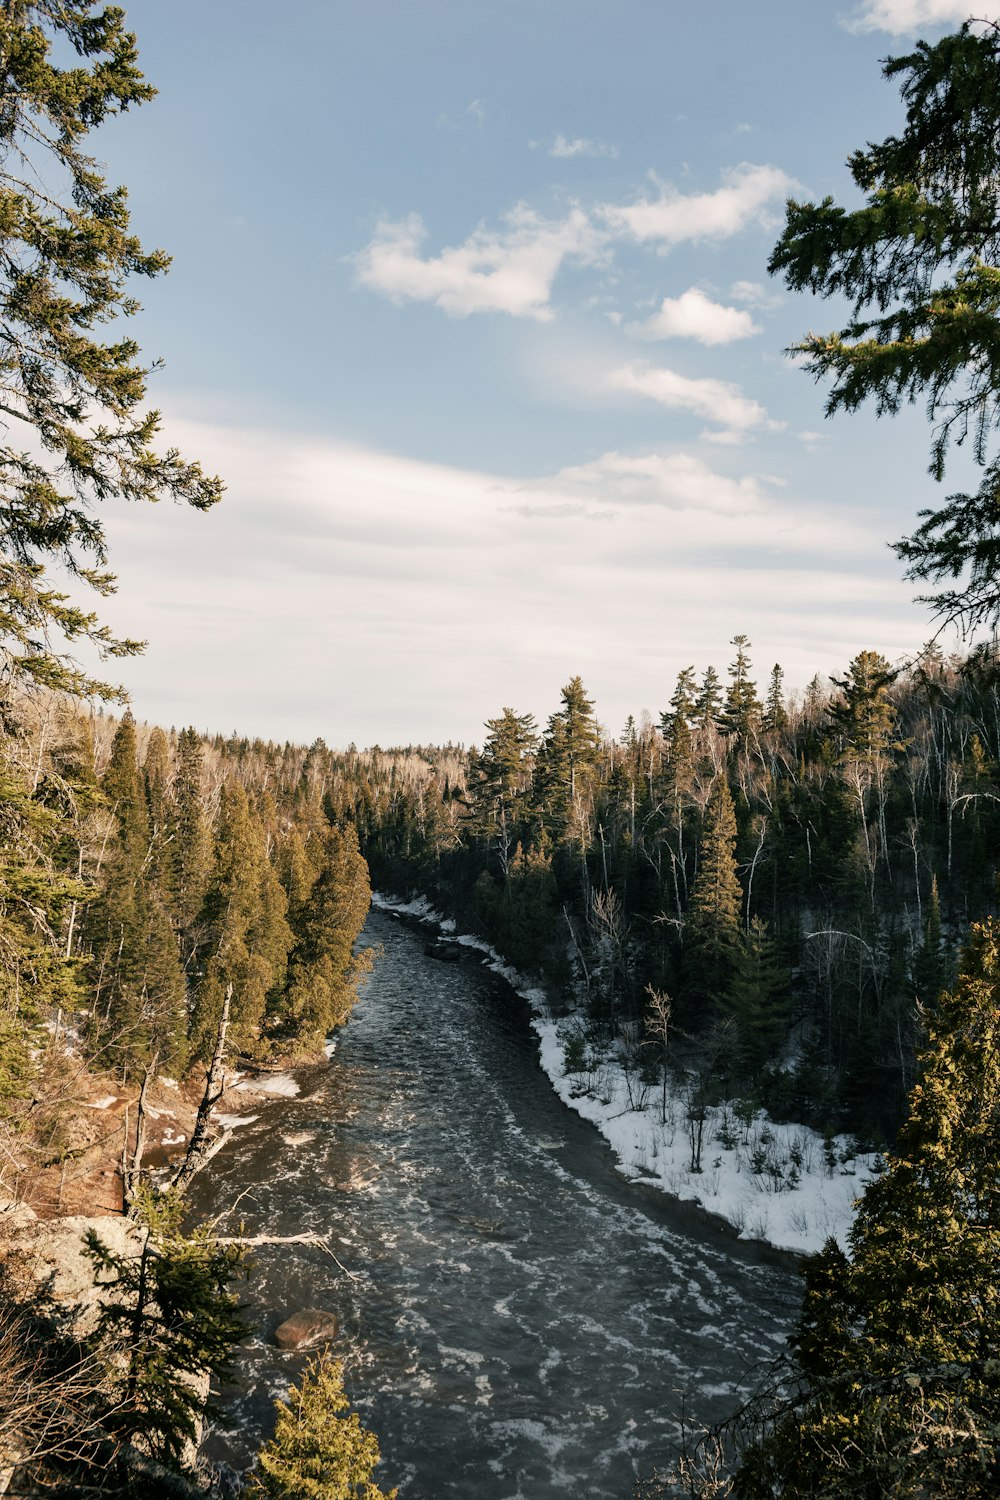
273;1307;339;1349
424;939;462;961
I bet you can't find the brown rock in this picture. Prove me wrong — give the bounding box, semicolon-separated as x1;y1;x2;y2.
273;1307;339;1349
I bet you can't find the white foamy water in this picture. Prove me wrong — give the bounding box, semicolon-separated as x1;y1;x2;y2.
191;908;800;1499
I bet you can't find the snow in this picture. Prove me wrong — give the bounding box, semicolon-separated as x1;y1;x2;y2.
214;1113;259;1130
235;1073;300;1098
84;1095;118;1110
372;890;879;1255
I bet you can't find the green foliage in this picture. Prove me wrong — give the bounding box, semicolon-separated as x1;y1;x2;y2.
769;22;1000;631
685;777;744;1005
0;1;222;698
251;1352;396;1499
85;1185;246;1472
733;919;1000;1497
281;822;372;1050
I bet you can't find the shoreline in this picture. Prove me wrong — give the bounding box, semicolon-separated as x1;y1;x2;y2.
370;889;876;1261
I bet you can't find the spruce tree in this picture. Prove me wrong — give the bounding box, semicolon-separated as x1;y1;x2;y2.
685;777;744;1006
720;635;763;744
282;823;372;1050
250;1353;396;1499
735;919;1000;1497
0;1;223;698
695;665;723;730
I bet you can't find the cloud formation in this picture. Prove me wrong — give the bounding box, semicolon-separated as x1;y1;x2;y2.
844;0;974;32
608;361;778;437
354;206;604;320
550;134;619;159
98;414;911;747
599;163;796;246
626;287;760;345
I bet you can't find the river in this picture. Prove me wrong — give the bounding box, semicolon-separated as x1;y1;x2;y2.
191;907;801;1498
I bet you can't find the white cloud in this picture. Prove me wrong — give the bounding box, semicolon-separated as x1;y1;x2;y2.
626;287;760;345
599;163;796;246
550;134;619;159
730;279;782;310
844;1;978;33
94;413;922;747
354;206;605;320
608;361;780;436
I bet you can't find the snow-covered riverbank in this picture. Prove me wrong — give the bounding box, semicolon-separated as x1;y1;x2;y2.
371;890;879;1256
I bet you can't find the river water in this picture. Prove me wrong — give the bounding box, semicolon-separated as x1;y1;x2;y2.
192;908;801;1498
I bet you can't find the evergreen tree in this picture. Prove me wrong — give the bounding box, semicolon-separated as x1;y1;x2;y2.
763;664;788;735
189;782;293;1060
86;1187;246;1475
769;22;1000;631
281;823;372;1050
912;873;949;1006
725;918;791;1082
695;665;723;730
685;777;743;1005
720;635;762;743
0;1;223;699
735;919;1000;1497
251;1353;396;1499
89;711;186;1075
169;727;212;935
532;677;600;844
468;707;537;873
828;650;898;765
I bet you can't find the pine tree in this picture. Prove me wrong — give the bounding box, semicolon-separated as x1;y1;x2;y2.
468;707;537;873
763;664;788;735
0;2;223;699
695;665;723;730
279;823;371;1051
189;783;293;1060
912;874;949;1005
250;1353;396;1499
532;677;600;845
86;1187;246;1474
685;777;743;1005
720;635;762;744
169;727;212;936
769;22;1000;631
734;919;1000;1497
88;711;186;1076
725;918;791;1082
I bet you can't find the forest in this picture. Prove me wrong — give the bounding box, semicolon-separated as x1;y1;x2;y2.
4;3;1000;1497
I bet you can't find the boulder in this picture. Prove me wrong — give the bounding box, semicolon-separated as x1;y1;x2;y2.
273;1307;339;1349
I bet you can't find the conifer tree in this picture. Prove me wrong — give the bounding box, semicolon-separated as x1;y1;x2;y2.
250;1353;396;1499
469;707;537;873
532;677;600;844
0;1;223;698
86;1187;246;1475
169;727;212;936
763;664;788;735
735;919;1000;1497
189;782;292;1060
695;666;723;730
769;22;1000;631
281;823;372;1050
685;777;744;1005
89;711;186;1075
912;873;949;1006
720;635;763;744
725;918;791;1082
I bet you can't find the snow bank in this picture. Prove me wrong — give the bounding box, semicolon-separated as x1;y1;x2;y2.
372;890;879;1255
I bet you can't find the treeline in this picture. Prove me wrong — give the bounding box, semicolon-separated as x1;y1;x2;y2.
335;638;1000;1142
1;696;372;1120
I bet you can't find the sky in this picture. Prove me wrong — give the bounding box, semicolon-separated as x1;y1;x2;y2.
76;0;991;747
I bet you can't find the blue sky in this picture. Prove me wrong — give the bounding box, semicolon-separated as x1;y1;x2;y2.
89;0;985;745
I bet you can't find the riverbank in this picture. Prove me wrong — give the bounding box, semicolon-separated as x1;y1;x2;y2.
371;890;878;1257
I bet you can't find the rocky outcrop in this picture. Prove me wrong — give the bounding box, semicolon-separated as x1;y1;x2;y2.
273;1307;339;1349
